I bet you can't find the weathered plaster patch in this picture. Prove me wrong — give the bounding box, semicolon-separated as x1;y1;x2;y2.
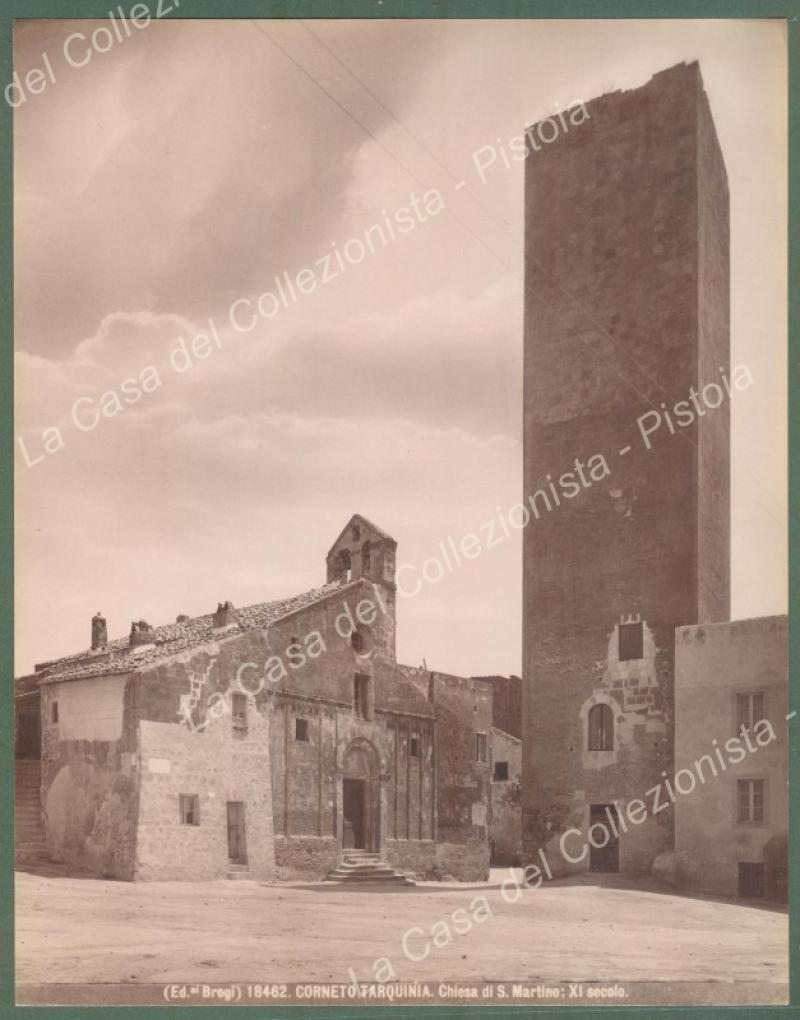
50;675;129;742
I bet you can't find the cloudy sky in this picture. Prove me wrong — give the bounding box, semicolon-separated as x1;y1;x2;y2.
14;18;787;676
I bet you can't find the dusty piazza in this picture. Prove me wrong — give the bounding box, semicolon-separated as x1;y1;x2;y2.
11;13;790;1014
15;867;788;1004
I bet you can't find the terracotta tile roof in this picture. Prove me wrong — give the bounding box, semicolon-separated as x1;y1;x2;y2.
30;582;347;683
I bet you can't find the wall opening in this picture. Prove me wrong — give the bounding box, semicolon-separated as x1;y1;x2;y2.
618;621;643;660
738;862;765;898
588;703;614;750
589;804;619;872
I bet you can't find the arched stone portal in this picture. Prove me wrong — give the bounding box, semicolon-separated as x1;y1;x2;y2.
339;739;383;853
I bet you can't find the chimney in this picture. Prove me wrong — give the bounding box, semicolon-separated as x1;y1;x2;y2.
212;600;237;630
129;619;155;647
91;612;108;651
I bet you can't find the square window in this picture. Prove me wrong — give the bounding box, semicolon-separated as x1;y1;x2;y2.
410;734;420;758
618;622;643;661
494;761;509;781
737;779;765;824
295;718;309;742
51;701;59;724
476;732;488;763
231;692;247;731
179;794;200;826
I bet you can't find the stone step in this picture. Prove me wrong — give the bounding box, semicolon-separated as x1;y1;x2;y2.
328;872;414;885
15;843;46;863
332;864;397;873
17;832;45;844
327;861;414;884
15;811;41;821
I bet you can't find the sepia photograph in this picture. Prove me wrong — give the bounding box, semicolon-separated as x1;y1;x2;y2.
10;9;791;1011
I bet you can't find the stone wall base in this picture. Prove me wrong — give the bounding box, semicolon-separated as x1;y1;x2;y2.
435;840;490;882
385;839;436;879
274;835;338;878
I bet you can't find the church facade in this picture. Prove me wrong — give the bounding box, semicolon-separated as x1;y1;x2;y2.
15;515;493;882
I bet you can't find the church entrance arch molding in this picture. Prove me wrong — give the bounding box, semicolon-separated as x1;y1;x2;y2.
338;738;384;853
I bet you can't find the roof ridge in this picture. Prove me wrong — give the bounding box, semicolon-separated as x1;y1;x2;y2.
30;580;346;680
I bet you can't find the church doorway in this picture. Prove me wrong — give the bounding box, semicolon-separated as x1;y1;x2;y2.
343;779;366;848
341;741;381;853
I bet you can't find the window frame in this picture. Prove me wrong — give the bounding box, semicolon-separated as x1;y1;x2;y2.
618;621;644;661
231;691;248;731
587;702;614;751
410;733;420;759
295;717;310;742
353;672;371;720
51;700;59;724
737;777;766;825
736;690;766;736
476;731;488;763
494;760;509;781
179;793;200;826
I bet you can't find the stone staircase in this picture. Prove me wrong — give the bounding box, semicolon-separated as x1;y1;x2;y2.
327;849;414;885
227;862;250;880
15;760;45;862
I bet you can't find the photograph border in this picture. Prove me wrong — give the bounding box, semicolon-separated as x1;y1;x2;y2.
2;1;797;1017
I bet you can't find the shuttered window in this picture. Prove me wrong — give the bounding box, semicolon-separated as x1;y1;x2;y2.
588;703;614;751
737;779;765;824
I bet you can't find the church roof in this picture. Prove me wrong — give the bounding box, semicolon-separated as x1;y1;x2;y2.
29;581;348;684
326;513;396;553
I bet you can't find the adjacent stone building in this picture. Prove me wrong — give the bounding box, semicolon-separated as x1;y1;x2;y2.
15;515;492;882
674;616;788;900
490;727;522;866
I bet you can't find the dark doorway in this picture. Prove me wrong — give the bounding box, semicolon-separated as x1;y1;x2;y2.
739;862;765;898
589;803;620;872
226;801;247;863
343;778;366;849
15;698;41;760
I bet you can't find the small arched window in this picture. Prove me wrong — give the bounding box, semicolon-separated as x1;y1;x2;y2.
338;548;352;582
588;703;614;751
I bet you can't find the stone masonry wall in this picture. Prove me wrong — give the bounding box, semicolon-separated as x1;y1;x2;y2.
491;728;522;865
134;637;275;881
432;671;492;881
522;63;730;876
40;675;138;879
675;616;787;900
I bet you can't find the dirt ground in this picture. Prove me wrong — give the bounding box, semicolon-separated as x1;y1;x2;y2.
15;866;787;996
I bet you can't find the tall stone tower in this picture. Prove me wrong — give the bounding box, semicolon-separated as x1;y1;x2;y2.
522;63;730;876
